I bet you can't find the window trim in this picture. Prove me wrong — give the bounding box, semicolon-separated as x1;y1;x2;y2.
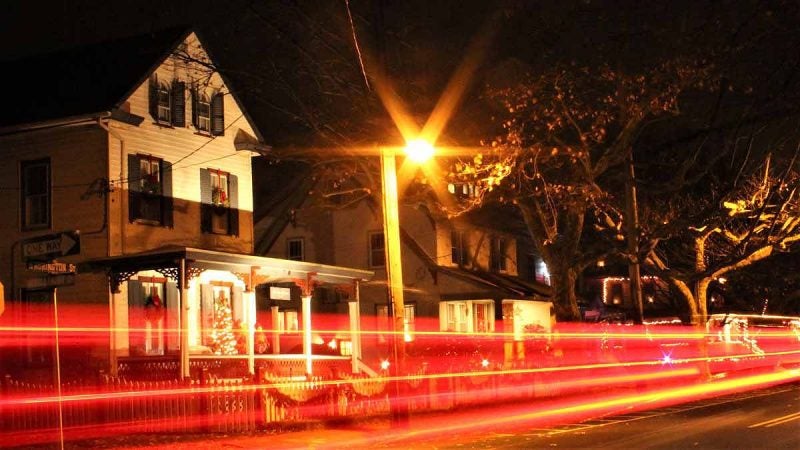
451;229;468;266
131;154;165;225
490;236;508;273
368;231;385;268
287;237;304;261
197;93;211;132
156;84;172;124
209;169;231;235
20;158;51;231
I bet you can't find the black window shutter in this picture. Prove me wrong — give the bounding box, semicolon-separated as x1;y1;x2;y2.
190;86;198;129
171;81;185;127
210;93;225;136
148;76;158;121
228;174;239;236
161;160;174;228
199;168;212;233
127;154;141;222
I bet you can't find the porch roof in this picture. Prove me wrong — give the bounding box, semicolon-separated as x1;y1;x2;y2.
80;245;373;286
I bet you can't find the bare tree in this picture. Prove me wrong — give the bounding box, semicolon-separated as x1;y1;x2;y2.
644;151;800;324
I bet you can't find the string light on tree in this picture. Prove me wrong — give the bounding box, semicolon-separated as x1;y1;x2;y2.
209;293;237;355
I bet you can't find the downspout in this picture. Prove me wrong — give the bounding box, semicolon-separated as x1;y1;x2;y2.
97;119;125;256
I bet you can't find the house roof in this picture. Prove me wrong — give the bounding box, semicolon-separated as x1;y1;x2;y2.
398;227;551;300
0;27;265;142
0;27;190;129
438;266;552;299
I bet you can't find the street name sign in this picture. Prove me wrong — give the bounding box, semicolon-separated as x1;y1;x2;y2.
27;262;77;274
22;231;81;262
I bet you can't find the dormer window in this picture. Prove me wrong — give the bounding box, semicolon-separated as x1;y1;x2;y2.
197;95;211;132
148;75;185;127
192;87;225;136
157;86;171;123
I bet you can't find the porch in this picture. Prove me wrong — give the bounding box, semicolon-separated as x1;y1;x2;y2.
81;246;373;380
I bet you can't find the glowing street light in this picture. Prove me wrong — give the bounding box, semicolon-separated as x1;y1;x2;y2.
380;138;435;426
404;138;435;163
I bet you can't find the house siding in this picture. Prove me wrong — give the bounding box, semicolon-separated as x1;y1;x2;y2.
0;124;110;303
105;32;255;255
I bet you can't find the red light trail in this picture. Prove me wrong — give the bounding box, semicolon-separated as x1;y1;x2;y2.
2;307;798;447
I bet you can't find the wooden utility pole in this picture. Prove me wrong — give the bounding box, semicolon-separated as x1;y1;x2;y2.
625;150;644;324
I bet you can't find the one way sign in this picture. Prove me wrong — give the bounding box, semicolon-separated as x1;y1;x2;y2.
22;231;81;262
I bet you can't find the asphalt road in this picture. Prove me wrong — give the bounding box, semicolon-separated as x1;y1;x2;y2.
403;381;800;449
10;380;798;449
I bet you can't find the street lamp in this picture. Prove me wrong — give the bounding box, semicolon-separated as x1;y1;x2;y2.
380;139;433;426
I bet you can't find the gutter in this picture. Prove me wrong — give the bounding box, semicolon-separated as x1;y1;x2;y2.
0;111;112;136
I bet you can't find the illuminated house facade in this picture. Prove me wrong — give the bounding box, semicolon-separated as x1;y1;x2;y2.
581;260;677;322
0;29;371;380
254;171;553;362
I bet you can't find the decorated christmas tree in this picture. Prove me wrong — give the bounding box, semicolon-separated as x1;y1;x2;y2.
209;294;238;355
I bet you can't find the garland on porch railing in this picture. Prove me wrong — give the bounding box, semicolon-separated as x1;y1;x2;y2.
340;373;387;397
260;372;333;407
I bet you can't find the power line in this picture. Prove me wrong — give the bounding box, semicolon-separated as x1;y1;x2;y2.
0;113;246;192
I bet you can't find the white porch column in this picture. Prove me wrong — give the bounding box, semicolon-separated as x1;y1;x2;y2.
302;294;313;376
245;290;256;375
271;306;280;354
109;289;118;377
179;260;190;379
349;282;362;374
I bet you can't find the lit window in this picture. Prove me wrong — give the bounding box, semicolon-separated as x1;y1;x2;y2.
404;304;415;342
197;96;211;132
447;182;477;198
279;310;298;333
369;231;385;268
376;304;415;342
209;169;230;234
535;259;551;286
129;277;168;357
445;302;468;332
473;302;492;333
157;86;171;123
139;157;161;194
130;155;165;224
21;159;50;230
287;238;304;261
376;305;390;343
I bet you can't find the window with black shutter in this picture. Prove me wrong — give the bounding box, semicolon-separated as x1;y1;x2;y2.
128;154;173;226
156;86;171;123
192;87;212;133
200;168;238;236
149;75;187;127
